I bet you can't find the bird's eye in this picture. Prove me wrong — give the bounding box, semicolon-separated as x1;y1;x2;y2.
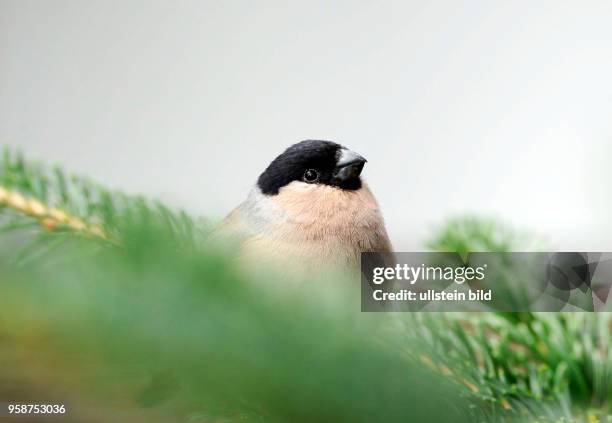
303;169;319;183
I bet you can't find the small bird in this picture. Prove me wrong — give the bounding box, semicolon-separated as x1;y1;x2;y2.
215;140;392;268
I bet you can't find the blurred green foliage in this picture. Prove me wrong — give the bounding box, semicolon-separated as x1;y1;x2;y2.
0;149;611;422
0;223;474;422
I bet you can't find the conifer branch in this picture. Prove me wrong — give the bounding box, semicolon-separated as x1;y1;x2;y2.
0;184;108;239
0;148;208;246
1;147;610;422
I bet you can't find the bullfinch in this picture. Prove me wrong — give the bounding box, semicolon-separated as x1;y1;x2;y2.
214;140;392;268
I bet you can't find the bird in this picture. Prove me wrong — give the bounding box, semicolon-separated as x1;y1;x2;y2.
213;140;392;269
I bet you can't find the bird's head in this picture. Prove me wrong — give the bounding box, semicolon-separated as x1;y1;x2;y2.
257;140;367;196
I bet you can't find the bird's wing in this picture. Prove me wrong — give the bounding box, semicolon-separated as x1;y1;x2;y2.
209;207;251;245
209;188;276;245
209;196;300;267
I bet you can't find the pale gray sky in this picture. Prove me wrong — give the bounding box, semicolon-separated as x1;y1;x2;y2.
1;0;611;250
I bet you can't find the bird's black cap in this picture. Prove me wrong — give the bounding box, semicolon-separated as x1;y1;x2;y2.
257;140;366;195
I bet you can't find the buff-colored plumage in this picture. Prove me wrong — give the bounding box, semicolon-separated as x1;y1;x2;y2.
215;180;392;268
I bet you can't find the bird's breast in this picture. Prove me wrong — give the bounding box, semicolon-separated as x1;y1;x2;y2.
240;182;391;266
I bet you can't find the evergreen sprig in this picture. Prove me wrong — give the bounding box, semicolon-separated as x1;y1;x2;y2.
0;148;209;248
0;148;610;422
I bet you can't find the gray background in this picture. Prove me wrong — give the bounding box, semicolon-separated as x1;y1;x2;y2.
1;0;611;250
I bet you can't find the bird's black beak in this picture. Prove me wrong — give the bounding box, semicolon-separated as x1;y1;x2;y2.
333;149;367;184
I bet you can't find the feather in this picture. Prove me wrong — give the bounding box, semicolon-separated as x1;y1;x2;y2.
212;181;392;268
